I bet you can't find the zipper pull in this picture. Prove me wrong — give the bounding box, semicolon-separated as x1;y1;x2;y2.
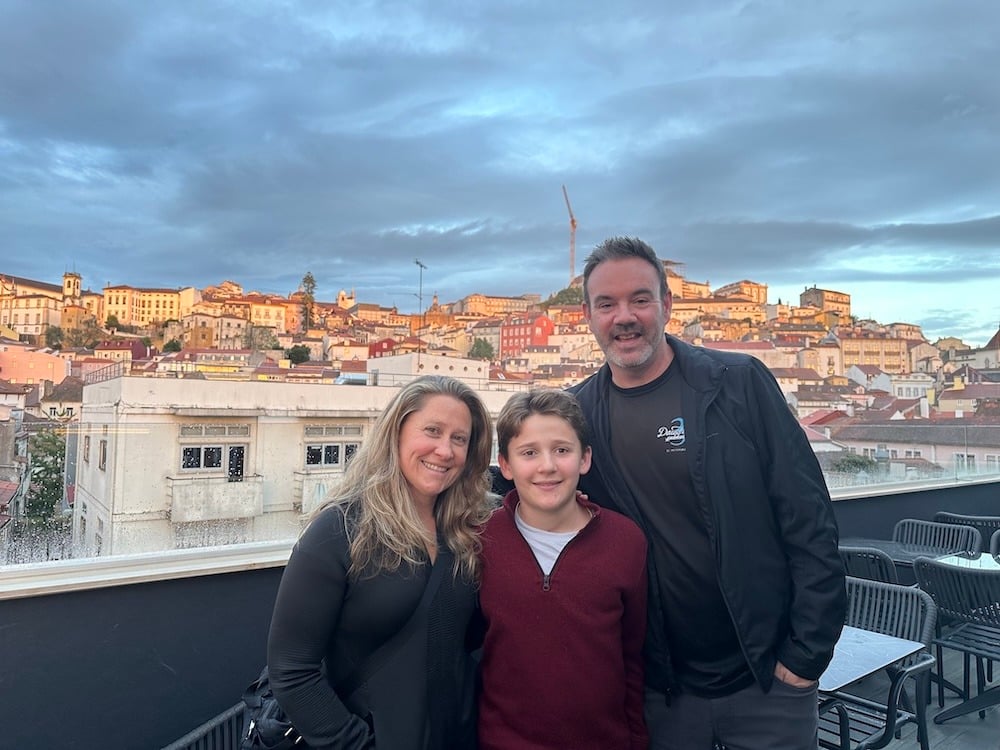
542;574;551;591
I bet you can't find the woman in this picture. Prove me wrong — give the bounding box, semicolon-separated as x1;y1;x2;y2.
267;375;494;750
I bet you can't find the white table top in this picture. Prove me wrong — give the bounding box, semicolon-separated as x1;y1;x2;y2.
818;625;924;692
936;553;1000;570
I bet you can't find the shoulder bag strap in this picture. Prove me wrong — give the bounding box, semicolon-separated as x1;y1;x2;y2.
338;551;450;698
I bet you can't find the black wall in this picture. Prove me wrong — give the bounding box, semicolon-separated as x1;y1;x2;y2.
0;567;284;749
831;480;1000;539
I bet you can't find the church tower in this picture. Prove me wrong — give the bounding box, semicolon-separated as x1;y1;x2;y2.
63;271;82;304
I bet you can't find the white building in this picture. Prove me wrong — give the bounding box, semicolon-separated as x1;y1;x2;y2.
73;374;516;556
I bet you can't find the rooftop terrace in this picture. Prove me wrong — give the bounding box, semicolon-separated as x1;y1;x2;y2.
1;479;999;749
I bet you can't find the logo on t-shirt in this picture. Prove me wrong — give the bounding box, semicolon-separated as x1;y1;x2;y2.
657;417;686;448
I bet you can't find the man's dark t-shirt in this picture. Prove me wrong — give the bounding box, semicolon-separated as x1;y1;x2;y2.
609;365;753;697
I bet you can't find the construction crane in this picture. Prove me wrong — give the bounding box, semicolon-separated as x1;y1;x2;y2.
562;184;578;286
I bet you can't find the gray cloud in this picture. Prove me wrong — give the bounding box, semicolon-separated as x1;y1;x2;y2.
1;0;999;344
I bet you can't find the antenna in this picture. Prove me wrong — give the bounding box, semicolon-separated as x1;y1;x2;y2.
562;185;577;286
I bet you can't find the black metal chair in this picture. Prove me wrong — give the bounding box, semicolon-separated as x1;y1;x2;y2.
892;519;981;556
840;546;900;584
818;576;937;750
160;701;245;750
933;512;1000;555
913;557;1000;724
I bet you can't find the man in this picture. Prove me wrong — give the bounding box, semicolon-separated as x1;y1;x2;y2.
569;236;846;749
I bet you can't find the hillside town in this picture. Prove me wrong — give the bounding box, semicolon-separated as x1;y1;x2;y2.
1;265;999;562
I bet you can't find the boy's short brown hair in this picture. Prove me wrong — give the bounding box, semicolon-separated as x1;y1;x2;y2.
496;389;590;458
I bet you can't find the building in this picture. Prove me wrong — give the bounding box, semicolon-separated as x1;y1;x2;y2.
0;272;94;340
670;295;768;326
362;352;500;389
448;293;539;316
103;285;200;327
836;329;910;374
800;286;851;319
714;279;768;305
944;326;1000;370
769;367;825;398
0;340;72;385
498;313;554;358
701;340;798;370
830;421;1000;477
937;382;1000;416
72;373;516;556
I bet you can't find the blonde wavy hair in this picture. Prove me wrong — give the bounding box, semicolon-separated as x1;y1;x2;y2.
311;375;494;580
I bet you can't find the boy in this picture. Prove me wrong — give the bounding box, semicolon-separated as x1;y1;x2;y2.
478;389;648;750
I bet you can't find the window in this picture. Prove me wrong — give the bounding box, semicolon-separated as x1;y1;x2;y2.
954;453;976;473
179;423;250;481
304;424;362;468
182;446;223;469
83;435;90;463
98;439;107;471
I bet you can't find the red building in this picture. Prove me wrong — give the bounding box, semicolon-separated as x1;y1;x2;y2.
499;313;555;358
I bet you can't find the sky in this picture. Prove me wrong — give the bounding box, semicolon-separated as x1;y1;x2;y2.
1;1;998;346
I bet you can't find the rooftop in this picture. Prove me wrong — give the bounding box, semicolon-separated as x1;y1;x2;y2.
1;479;999;748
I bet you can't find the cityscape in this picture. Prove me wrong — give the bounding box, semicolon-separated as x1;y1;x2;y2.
1;264;999;565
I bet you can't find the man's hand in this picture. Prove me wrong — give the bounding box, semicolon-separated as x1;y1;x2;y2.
774;661;815;688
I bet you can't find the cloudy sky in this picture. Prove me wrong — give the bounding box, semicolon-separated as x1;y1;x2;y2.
2;1;998;345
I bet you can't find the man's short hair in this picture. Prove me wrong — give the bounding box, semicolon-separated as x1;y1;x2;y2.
582;236;669;304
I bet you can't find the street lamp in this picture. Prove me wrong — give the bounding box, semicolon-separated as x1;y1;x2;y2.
414;259;427;355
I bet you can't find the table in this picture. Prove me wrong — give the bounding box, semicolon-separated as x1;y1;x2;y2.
819;625;925;692
936;552;1000;570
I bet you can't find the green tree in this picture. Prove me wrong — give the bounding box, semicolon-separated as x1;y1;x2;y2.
26;429;67;526
301;271;317;331
44;325;64;349
244;326;280;351
106;313;121;329
64;318;104;349
285;344;311;364
163;338;182;353
544;286;583;307
469;338;495;361
831;454;877;474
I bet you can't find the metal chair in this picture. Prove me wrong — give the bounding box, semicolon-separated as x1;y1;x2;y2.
817;576;937;750
933;512;1000;554
913;557;1000;724
892;519;981;556
160;701;245;750
840;546;899;584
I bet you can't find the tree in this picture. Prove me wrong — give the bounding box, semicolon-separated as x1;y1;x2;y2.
301;271;317;331
44;325;64;349
244;326;280;351
831;454;877;474
469;338;495;361
25;429;67;526
64;318;104;349
285;344;311;364
163;338;182;353
106;313;121;329
544;286;583;307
